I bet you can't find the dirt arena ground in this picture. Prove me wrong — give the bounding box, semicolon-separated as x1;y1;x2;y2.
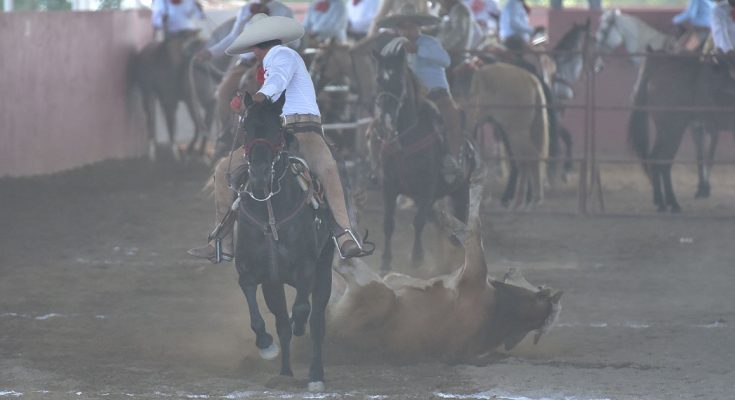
1;159;734;399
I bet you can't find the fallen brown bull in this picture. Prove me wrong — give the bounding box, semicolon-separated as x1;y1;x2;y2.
327;168;562;362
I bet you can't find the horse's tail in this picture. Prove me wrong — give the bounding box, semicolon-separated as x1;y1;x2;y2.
628;58;651;173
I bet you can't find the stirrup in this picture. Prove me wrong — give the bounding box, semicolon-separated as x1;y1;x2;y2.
333;229;376;259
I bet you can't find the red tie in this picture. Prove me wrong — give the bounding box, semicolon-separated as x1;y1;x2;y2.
352;0;362;5
171;0;182;4
314;0;330;12
249;2;269;15
471;0;483;13
256;65;266;87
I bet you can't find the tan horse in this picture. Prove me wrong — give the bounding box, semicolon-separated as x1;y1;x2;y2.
327;167;562;361
466;62;548;209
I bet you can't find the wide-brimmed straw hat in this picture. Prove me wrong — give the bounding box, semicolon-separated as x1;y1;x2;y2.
226;14;305;55
376;4;440;29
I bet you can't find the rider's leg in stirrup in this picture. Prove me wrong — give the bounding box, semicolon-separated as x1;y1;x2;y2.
293;129;372;258
187;146;247;263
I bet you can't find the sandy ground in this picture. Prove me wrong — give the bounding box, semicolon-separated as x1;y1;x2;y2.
1;159;734;400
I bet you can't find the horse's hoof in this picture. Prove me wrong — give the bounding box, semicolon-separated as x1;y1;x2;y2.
308;381;325;392
258;342;280;360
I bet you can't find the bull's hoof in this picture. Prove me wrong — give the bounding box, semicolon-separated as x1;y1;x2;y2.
258;342;280;360
308;381;325;392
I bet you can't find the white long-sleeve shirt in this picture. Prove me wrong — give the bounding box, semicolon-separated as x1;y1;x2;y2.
499;0;533;42
258;46;321;117
465;0;500;33
303;0;348;43
151;0;204;33
347;0;380;35
208;0;295;59
711;2;735;53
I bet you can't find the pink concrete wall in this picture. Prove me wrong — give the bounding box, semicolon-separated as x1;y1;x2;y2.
544;7;735;161
0;10;153;177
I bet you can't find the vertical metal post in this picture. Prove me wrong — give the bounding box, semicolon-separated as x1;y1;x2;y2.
578;39;591;214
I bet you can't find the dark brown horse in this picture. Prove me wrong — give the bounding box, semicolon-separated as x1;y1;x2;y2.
374;46;475;273
628;51;735;212
132;31;217;161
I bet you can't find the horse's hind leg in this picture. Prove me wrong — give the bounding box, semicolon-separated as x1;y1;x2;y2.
238;276;278;360
693;127;717;199
559;124;574;182
307;248;333;392
142;92;157;161
652;120;686;212
262;282;293;377
410;199;432;268
381;188;398;274
162;99;182;161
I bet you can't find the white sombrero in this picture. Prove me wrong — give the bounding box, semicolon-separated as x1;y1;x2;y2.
226;14;305;55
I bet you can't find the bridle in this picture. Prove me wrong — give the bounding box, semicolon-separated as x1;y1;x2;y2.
374;59;409;142
239;107;289;202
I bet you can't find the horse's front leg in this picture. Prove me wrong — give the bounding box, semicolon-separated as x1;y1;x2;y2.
290;280;312;338
410;199;432;268
238;275;278;360
307;248;333;392
262;282;293;376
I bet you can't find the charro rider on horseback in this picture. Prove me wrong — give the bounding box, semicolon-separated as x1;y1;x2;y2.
151;0;205;39
194;0;296;133
379;5;465;184
188;13;371;262
303;0;349;45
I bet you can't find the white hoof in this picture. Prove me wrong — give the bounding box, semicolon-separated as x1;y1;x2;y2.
258;342;280;360
308;381;325;392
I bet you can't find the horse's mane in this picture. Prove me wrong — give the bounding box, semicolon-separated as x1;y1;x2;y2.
554;23;586;52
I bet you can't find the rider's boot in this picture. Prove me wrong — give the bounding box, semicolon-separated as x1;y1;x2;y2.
187;147;247;263
293;130;374;258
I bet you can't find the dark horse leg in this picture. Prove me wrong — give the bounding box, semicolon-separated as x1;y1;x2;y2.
261;282;293;377
290;278;312;338
411;198;433;268
161;97;182;161
502;161;519;208
142;91;157;161
381;188;398;274
651;118;687;212
307;245;333;392
559;124;574;182
237;275;277;359
692;126;717;199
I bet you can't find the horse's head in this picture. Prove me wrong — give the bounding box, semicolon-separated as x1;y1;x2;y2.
490;279;563;350
594;9;624;73
552;19;592;100
309;41;353;94
374;40;409;138
241;92;287;201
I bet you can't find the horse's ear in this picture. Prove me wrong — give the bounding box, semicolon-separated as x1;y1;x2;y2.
274;92;286;114
243;92;254;107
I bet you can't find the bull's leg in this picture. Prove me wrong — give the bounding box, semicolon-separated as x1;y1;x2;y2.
307;248;333;392
531;158;544;207
238;276;277;360
410;199;432;268
262;282;293;377
381;188;398;274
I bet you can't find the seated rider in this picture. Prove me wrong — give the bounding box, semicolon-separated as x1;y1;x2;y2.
672;0;712;51
195;0;296;130
498;0;544;73
377;5;465;184
347;0;381;40
465;0;501;36
151;0;205;40
188;14;370;262
303;0;349;45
